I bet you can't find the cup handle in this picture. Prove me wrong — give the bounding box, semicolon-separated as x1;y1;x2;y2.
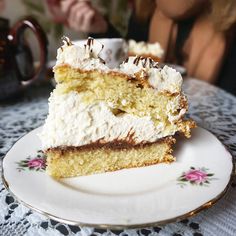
8;16;48;86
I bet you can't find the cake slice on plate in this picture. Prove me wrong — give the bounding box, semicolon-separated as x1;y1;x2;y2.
128;39;164;62
40;37;195;178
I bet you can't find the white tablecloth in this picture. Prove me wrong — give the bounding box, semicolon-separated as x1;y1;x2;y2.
0;79;235;236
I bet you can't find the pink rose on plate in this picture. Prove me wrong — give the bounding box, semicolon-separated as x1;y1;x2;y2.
16;150;47;172
28;158;46;169
177;167;215;187
184;169;208;183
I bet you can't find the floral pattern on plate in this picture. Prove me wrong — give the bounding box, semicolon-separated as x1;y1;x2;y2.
177;167;216;187
16;150;46;172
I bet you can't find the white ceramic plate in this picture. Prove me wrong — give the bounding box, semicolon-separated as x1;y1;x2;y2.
2;127;234;228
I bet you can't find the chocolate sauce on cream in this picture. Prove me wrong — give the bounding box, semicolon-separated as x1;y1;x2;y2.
124;56;159;69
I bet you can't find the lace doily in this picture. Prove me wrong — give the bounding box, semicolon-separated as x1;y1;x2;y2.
0;79;235;236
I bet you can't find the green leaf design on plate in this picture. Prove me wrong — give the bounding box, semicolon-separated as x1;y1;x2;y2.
16;150;46;172
177;167;217;188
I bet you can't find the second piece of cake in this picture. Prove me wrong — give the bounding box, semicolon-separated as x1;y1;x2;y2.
128;39;164;62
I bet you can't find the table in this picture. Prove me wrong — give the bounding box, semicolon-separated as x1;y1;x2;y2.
0;79;235;236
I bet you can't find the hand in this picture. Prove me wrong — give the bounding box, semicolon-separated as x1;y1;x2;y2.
0;0;6;13
46;0;67;23
61;0;108;33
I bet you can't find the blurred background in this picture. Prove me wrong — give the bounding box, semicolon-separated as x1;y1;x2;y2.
0;0;82;59
0;0;129;59
0;0;236;98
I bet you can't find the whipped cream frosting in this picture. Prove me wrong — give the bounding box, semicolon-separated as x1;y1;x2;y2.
56;37;109;71
119;57;182;93
128;39;164;58
55;37;182;93
40;91;181;150
40;37;187;149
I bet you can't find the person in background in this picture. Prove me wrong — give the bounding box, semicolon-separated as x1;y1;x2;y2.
47;0;236;95
46;0;108;33
0;0;5;13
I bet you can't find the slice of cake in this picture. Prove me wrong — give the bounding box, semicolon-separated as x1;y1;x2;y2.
40;37;195;178
128;39;164;62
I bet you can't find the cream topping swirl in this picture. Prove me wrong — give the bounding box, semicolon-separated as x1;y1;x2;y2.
119;57;182;93
56;37;109;71
40;91;181;150
55;37;183;93
128;39;164;58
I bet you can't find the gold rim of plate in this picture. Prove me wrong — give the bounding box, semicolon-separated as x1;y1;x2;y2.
1;139;235;230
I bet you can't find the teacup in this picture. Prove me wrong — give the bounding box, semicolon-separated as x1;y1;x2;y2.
73;38;128;68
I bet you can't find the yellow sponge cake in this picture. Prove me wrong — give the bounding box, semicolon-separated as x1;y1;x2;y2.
40;37;195;178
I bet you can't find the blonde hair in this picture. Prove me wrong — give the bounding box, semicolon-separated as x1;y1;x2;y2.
210;0;236;31
135;0;236;31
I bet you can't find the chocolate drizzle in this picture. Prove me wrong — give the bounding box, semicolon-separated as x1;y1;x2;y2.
84;37;105;63
60;36;73;51
146;57;159;68
87;37;94;47
133;56;142;66
47;136;175;153
99;57;106;64
125;56;159;69
143;57;148;67
62;36;73;46
85;37;96;51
